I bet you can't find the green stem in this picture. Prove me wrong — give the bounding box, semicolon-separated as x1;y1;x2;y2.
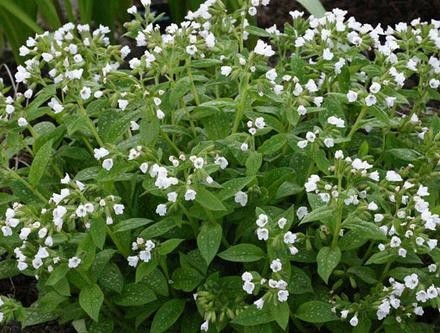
347;106;368;141
78;103;104;147
232;75;250;134
331;200;343;248
161;132;180;155
8;169;47;203
105;225;129;257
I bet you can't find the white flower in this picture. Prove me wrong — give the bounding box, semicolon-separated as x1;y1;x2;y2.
346;90;358;102
185;45;197;56
167;192;178;203
240;143;248;151
284;231;297;244
18;117;28;127
140;162;149;174
94;147;109;160
306;132;316;142
370;82;381;94
156;204;167;216
241;271;253;281
296;206;308;220
127;5;137;14
297;140;308;149
323;48;334;60
193;157;204;169
68;257;81;268
184;189;197;201
304;174;320;192
102;158;113;171
256;214;268;227
327;116;345;128
243;281;255;294
365;94;377;106
277;217;287;229
367;201;378;211
385;96;396;107
390;236;401;248
80;86;91;100
254;298;265;310
374;214;384;222
120;45;131;58
254;39;275;57
248;6;257;16
277;290;289;302
417;185;429;197
404;273;419;289
48;98;64;113
349;314;359;327
429;78;440;89
221;66;232;76
24;89;33;99
297;105;307;116
127;255;139;267
113;204;125;215
323;138;334;148
200;320;209;332
265;68;277;81
257;227;269;241
369;171;380;181
234;191;248;207
5;104;14;114
214;156;228;169
335;150;344;159
385;170;402;182
140;0;151;6
118;99;129;110
270;259;282;272
254;117;266;129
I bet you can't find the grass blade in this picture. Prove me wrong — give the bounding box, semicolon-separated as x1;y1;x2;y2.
297;0;326;17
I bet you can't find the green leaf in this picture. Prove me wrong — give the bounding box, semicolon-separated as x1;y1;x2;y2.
258;134;287;155
28;139;53;186
143;268;169;297
217;176;254;201
90;218;106;249
299;206;333;225
288;266;313;294
136;260;158;283
79;284;104;322
98;263;124;293
158;239;184;256
232;305;273;326
172;267;204;292
271;302;289;330
0;259;19;279
246;151;262;176
295;301;338;323
0;0;42;33
365;251;396;265
348;266;378;284
388;148;422;162
46;264;69;286
36;0;61;28
114;282;157;306
218;244;265;262
114;218;154;233
317;246;341;283
150;299;186;333
344;219;387;241
195;187;227;211
245;26;271;37
140;218;176;239
197;223;222;265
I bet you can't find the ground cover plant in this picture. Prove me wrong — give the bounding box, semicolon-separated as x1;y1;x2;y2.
0;0;440;332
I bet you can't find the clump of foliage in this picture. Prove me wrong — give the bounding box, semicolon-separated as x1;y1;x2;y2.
0;0;440;332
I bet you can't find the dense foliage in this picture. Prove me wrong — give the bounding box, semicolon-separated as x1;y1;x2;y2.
0;0;439;332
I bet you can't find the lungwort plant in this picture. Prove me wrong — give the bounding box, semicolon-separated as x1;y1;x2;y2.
0;0;440;332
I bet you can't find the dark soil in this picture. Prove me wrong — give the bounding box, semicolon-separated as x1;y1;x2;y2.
258;0;440;28
1;0;440;332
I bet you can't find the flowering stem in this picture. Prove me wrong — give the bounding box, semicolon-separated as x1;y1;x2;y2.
331;200;343;248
